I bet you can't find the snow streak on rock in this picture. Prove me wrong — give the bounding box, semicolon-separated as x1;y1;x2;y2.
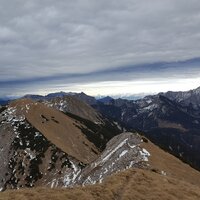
0;104;83;190
73;132;150;186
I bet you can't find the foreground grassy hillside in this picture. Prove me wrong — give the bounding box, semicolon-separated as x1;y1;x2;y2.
1;168;200;200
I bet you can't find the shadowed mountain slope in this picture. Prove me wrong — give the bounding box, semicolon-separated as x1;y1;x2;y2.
93;86;200;171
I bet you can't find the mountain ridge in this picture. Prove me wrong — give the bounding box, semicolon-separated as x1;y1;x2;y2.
92;86;200;171
1;86;200;197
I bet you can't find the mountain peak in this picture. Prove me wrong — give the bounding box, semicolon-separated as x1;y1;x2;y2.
98;96;114;104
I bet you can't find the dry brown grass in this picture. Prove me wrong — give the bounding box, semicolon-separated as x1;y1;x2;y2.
141;137;200;186
10;99;99;163
1;168;200;200
49;96;101;123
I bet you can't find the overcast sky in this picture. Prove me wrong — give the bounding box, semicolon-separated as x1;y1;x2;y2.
1;0;200;98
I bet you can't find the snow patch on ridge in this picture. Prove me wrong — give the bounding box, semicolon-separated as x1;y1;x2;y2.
119;150;128;158
101;138;128;164
44;100;68;112
140;148;151;162
73;132;151;186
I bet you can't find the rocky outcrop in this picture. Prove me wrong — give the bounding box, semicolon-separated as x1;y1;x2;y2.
75;132;150;186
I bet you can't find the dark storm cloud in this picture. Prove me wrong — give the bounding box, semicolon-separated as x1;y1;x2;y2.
0;0;200;97
1;58;200;97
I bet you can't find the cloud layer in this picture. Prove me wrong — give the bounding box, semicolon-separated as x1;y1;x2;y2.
0;0;200;97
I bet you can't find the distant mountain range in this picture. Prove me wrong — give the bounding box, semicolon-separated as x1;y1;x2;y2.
0;92;149;106
0;99;10;106
23;91;98;105
93;86;200;170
